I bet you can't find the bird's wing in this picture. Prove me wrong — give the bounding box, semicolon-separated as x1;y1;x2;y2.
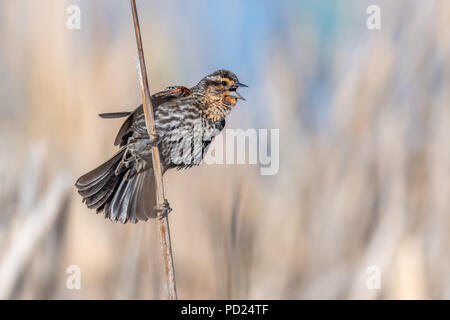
109;86;192;146
153;95;198;130
152;86;192;104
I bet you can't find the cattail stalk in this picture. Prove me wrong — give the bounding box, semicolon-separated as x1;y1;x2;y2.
130;0;177;300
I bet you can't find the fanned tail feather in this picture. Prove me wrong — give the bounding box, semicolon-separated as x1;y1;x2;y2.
75;148;157;223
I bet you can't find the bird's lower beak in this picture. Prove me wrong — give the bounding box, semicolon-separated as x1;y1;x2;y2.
229;82;248;100
228;90;246;101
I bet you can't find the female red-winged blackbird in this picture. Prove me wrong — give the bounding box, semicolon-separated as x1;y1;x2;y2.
75;70;246;223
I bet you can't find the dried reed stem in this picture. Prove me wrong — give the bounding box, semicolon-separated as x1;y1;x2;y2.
130;0;177;300
0;171;70;299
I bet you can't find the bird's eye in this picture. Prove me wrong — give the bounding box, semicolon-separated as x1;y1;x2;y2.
221;81;227;86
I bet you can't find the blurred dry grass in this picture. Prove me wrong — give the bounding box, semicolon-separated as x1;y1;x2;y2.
0;0;449;299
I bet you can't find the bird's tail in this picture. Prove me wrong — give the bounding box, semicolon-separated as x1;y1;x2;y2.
75;148;157;223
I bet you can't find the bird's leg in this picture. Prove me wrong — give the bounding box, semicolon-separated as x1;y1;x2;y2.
148;133;160;146
136;133;160;158
131;134;160;160
154;199;173;220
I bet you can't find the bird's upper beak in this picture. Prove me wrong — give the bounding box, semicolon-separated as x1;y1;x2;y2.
228;82;248;101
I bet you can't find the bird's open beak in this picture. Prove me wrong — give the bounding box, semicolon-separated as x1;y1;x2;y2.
229;82;248;100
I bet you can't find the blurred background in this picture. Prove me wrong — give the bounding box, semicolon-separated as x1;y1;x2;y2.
0;0;449;299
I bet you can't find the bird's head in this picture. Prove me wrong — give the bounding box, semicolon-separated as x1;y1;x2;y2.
194;70;247;118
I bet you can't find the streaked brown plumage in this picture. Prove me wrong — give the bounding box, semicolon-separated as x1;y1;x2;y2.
75;70;246;223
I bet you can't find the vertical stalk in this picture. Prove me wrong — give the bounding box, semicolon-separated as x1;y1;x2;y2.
130;0;177;300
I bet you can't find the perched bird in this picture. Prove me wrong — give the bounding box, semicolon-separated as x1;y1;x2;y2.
75;70;247;223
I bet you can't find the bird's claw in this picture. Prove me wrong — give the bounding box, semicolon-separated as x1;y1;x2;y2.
148;133;160;146
154;199;172;220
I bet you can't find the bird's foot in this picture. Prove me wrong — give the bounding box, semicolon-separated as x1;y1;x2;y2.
148;133;160;146
135;134;160;159
154;199;172;220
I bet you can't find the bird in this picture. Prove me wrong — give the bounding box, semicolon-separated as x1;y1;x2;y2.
75;70;247;224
